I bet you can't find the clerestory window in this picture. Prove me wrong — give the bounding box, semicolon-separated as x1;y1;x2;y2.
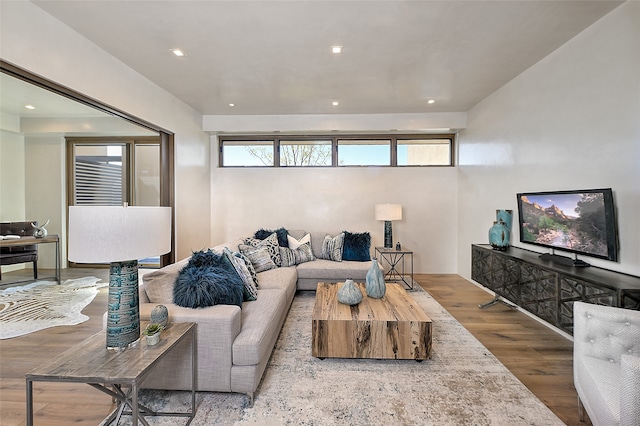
219;133;454;167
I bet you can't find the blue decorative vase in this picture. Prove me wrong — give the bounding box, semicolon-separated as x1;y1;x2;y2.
496;209;513;234
150;304;169;327
365;259;386;298
337;279;363;305
489;221;510;250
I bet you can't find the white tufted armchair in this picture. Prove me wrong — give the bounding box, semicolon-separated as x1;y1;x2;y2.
573;301;640;426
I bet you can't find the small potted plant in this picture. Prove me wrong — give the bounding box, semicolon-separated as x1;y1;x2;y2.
142;323;164;346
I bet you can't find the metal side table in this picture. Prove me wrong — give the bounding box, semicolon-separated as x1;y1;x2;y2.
375;246;414;289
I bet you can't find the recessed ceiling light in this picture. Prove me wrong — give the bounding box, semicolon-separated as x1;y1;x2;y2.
332;101;339;106
25;105;36;110
427;99;435;104
229;103;235;107
170;49;185;57
331;46;342;54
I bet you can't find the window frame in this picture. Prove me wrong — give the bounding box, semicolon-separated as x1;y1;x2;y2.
219;133;455;168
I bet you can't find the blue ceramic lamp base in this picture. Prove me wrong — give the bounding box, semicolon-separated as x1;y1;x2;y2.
106;260;140;350
384;221;393;249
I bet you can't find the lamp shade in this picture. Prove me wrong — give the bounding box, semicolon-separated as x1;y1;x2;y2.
375;204;402;221
68;206;172;263
68;205;171;349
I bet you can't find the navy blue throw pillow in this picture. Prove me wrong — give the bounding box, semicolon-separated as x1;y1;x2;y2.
254;227;289;247
174;249;244;308
342;231;372;261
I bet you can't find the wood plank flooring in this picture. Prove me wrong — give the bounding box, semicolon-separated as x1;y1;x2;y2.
0;269;590;425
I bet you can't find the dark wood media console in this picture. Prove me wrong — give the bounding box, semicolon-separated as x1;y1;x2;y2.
471;244;640;335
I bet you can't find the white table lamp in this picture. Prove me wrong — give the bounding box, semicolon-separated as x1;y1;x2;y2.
375;204;402;249
68;205;171;349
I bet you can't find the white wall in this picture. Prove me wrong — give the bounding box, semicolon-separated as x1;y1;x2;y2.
25;136;65;269
0;1;211;261
457;2;640;278
209;128;460;273
0;130;25;221
0;130;26;274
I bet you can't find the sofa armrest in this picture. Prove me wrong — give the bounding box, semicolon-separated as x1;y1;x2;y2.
140;302;241;338
621;354;640;426
139;302;242;391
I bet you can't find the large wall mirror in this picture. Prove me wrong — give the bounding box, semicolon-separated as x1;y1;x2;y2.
0;61;175;274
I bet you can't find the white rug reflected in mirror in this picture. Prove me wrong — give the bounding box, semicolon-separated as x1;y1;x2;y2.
0;276;106;339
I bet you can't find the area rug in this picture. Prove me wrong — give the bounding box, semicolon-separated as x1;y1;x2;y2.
0;276;106;339
108;285;564;425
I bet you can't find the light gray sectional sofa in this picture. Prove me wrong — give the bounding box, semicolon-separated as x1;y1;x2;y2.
137;229;378;402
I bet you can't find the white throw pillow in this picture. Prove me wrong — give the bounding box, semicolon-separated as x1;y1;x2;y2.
287;233;311;250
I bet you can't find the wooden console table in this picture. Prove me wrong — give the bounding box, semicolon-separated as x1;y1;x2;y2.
471;244;640;335
26;322;197;426
0;235;60;285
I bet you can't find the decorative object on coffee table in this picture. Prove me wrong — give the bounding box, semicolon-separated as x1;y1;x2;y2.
337;279;363;305
31;219;49;238
365;258;386;298
375;204;402;249
68;204;172;350
150;304;169;327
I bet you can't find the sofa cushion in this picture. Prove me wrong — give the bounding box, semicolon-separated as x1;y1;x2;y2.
295;259;373;281
321;233;344;262
309;231;328;259
143;257;190;303
256;266;298;302
342;231;371;261
233;289;288;366
279;242;315;267
174;250;245;308
244;233;282;266
223;247;258;301
239;244;277;273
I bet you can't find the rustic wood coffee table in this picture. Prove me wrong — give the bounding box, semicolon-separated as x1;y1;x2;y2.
26;322;196;426
312;282;432;360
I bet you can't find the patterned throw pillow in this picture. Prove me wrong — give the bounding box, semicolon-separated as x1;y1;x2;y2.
254;227;289;247
239;244;277;273
321;233;344;262
223;247;258;301
236;251;259;288
244;232;282;267
279;242;315;267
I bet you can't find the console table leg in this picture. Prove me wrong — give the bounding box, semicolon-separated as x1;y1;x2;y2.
479;294;518;310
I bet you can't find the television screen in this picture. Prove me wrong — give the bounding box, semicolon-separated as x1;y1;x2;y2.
516;188;618;262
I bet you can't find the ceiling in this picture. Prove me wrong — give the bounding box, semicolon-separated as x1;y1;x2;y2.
0;73;108;118
24;1;625;116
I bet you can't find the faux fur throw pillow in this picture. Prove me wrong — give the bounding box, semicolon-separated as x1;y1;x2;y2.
174;249;244;308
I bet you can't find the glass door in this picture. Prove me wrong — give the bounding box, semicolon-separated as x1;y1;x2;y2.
67;137;161;267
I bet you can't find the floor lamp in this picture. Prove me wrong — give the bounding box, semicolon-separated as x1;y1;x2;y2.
375;204;402;249
68;205;171;350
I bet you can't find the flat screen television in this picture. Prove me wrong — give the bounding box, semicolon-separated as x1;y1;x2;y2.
516;188;618;266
